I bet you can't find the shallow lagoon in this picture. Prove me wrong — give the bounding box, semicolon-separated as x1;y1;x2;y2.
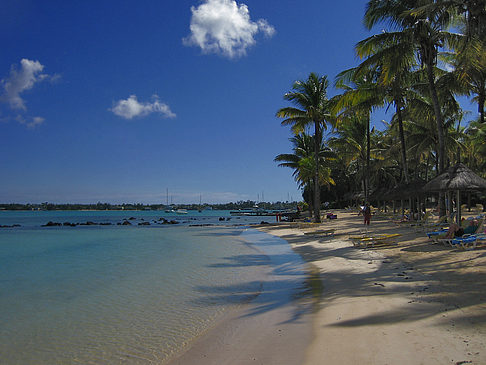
0;211;306;364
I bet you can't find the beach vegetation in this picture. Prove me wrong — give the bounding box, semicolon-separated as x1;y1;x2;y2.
276;73;335;222
276;0;486;214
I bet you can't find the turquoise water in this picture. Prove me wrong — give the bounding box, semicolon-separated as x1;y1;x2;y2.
0;211;306;364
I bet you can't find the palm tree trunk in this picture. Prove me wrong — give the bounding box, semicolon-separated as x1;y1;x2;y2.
395;102;409;184
478;82;485;124
425;152;430;182
426;61;446;216
366;115;370;201
426;62;445;174
314;121;321;223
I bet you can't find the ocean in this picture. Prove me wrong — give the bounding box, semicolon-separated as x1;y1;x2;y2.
0;210;308;364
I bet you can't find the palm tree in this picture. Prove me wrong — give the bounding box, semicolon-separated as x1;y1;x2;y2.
335;63;422;186
329;114;380;198
274;134;314;187
275;133;335;216
411;1;486;124
363;0;459;176
277;73;333;222
464;120;486;176
333;71;382;198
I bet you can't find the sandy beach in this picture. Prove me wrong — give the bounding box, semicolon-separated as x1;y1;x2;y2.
171;210;486;365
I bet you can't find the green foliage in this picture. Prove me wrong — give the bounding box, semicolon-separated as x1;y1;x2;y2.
275;0;486;207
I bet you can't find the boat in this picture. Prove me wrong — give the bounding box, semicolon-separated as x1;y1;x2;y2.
175;209;188;215
230;205;271;216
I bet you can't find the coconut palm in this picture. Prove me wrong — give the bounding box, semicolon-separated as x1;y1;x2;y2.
329;114;382;198
276;73;334;222
363;0;461;176
275;133;335;216
464;120;486;176
333;70;385;198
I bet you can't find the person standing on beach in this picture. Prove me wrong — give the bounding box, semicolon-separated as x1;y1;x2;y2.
362;202;371;226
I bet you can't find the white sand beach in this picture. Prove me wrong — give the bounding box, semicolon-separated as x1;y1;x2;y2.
170;210;486;364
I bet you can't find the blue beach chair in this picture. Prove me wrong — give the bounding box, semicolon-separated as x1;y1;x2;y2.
451;236;477;249
426;228;448;243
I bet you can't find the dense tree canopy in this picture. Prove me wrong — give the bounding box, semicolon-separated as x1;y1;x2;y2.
276;0;486;216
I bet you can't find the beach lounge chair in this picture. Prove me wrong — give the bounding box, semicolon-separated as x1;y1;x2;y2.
350;233;401;248
439;218;484;248
426;228;449;243
304;228;335;237
413;211;433;231
450;232;486;249
298;222;320;229
424;215;449;230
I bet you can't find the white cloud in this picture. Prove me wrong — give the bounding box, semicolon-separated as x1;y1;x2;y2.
110;95;176;120
183;0;275;58
29;116;45;128
2;59;49;110
15;115;45;128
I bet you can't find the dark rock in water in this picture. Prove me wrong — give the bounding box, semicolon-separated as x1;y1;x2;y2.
138;221;150;226
117;222;122;225
219;217;225;221
12;224;21;227
169;220;179;224
1;224;21;228
80;221;97;226
226;217;231;221
128;217;136;220
42;221;62;227
122;221;132;225
260;221;269;225
99;222;112;226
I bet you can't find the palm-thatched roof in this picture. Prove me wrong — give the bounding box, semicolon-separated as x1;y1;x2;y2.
369;186;393;201
385;180;427;200
422;163;486;192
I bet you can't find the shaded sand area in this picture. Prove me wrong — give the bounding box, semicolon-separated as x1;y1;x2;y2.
259;210;486;365
169;211;485;365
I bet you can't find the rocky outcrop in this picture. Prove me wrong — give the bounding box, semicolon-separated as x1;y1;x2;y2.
42;221;62;227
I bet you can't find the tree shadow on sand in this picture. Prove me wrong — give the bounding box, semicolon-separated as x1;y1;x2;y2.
192;224;486;330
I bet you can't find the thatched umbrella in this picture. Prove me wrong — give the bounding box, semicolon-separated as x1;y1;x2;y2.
386;180;426;219
422;163;486;222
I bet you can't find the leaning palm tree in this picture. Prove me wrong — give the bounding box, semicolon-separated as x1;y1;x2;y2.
353;34;427;185
363;0;460;176
277;73;333;222
412;1;486;124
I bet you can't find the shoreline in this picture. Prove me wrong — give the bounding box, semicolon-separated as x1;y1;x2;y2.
259;210;486;364
162;210;485;364
167;228;315;365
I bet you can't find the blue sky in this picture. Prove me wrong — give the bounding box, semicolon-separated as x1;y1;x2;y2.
0;0;478;204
